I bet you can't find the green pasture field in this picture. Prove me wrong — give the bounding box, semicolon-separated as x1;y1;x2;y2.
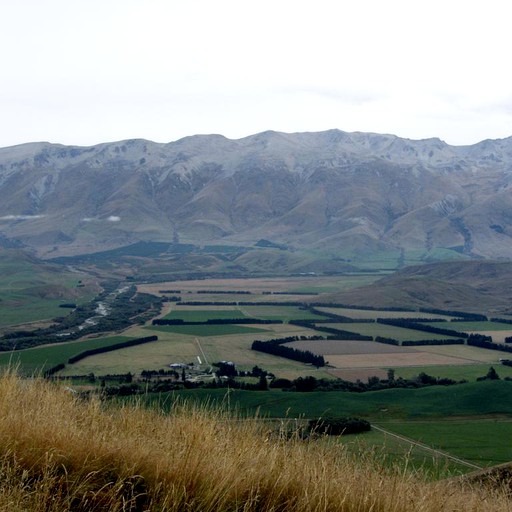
163;306;327;322
151;380;512;420
395;364;512;381
330;322;459;341
146;324;270;337
380;419;512;467
239;305;326;321
422;321;512;331
315;307;454;321
0;284;93;329
340;428;471;478
0;336;132;374
163;309;249;322
0;254;95;328
0;298;68;328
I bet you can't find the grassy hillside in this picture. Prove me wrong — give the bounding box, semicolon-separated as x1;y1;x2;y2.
0;372;510;511
160;380;512;420
0;249;98;328
321;260;512;314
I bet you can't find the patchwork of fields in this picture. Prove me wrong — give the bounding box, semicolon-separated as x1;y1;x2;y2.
3;273;512;478
4;277;512;382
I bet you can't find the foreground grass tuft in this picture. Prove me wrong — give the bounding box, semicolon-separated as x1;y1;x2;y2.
0;372;509;511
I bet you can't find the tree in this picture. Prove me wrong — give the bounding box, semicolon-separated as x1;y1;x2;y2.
258;374;268;390
476;366;500;381
486;366;500;380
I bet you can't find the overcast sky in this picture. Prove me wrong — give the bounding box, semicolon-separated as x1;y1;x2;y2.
1;0;511;148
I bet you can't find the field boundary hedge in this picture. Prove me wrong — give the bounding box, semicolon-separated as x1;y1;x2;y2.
68;336;158;364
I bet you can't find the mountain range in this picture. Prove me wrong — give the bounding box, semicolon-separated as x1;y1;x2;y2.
1;129;512;263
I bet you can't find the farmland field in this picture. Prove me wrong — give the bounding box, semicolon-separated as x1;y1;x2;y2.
284;339;415;355
408;344;512;363
163;309;249;321
59;322;334;379
0;336;132;374
138;274;381;296
315;307;454;321
146;324;270;336
4;271;512;385
324;352;473;369
327;322;460;341
239;305;325;321
165;305;326;322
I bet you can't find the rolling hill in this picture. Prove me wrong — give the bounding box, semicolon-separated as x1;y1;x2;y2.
321;260;512;314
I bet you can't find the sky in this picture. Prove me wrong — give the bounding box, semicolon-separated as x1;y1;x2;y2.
1;0;511;148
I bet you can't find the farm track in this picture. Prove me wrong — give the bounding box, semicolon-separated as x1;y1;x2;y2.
195;337;209;365
372;424;482;470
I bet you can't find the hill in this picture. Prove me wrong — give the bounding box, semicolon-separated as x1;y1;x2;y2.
0;372;509;511
1;130;512;266
320;260;512;314
0;248;99;328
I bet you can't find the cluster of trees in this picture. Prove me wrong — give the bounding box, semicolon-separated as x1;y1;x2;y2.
68;336;158;364
201;362;273;380
490;317;512;325
306;307;358;323
176;301;306;307
262;291;318;296
476;367;501;381
251;336;325;367
467;334;512;354
307;417;371;436
374;336;465;347
402;338;465;346
140;369;180;380
309;303;413;312
418;308;487;321
196;290;251;294
296;323;373;340
269;371;463;392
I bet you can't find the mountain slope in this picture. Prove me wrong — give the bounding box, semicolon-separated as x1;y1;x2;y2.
320;260;512;313
1;130;512;260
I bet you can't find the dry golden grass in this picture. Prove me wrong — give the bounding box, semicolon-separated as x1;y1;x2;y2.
0;372;509;511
